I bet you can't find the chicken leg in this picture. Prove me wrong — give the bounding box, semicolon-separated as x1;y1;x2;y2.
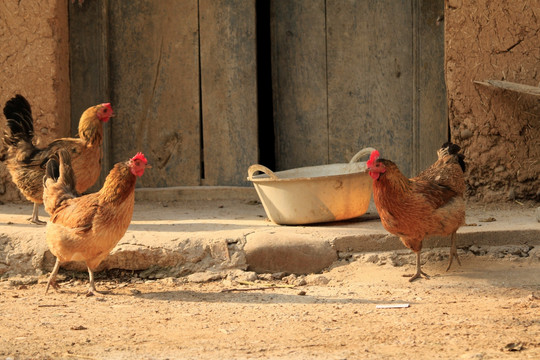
29;202;46;225
86;266;101;297
408;252;429;282
446;232;461;271
45;258;61;293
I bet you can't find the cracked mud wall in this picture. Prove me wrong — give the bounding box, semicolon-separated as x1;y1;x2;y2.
445;0;540;202
0;0;70;201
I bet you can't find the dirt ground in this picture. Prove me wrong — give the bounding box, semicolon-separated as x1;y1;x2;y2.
0;250;539;360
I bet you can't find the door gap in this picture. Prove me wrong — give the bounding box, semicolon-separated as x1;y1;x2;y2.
255;0;275;170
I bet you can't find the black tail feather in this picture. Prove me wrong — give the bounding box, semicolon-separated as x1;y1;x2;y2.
3;94;35;145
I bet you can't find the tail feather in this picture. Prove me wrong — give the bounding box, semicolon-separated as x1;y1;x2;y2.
45;154;61;182
439;142;466;173
3;94;34;145
43;149;78;215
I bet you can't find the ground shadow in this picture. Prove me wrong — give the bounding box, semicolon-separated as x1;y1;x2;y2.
131;288;410;306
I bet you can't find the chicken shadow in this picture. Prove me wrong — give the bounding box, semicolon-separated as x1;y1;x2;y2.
130;288;407;306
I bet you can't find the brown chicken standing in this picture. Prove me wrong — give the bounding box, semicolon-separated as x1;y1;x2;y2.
43;149;150;295
367;143;466;281
1;94;113;224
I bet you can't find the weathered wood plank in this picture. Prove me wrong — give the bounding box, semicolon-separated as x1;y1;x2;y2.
69;0;111;190
416;0;447;174
107;0;201;187
270;0;328;170
326;0;414;176
199;0;258;186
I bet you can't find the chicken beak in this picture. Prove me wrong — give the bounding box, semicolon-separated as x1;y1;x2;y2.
145;163;152;169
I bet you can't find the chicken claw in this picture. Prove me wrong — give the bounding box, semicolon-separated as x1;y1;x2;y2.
405;252;430;282
86;289;100;297
407;269;430;282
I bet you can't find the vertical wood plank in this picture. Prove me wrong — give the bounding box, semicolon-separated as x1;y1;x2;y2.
327;0;414;176
108;0;201;187
69;0;111;190
199;0;258;186
416;0;447;173
270;0;328;170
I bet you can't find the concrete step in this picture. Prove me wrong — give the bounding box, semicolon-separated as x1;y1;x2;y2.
0;198;538;278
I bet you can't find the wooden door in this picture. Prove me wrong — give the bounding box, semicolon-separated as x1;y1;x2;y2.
69;0;258;188
271;0;447;177
70;1;446;188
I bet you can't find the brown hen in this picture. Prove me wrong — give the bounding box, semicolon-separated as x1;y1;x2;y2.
367;143;466;281
43;149;150;295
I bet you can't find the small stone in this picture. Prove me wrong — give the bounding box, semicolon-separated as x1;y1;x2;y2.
271;272;287;280
504;342;524;352
227;270;258;282
186;271;223;283
305;274;330;285
460;128;473;140
158;277;180;286
507;188;515;200
9;276;38;286
282;274;299;284
469;245;485;255
258;273;273;281
153;272;167;280
528;247;540;260
366;254;379;264
298;290;306;296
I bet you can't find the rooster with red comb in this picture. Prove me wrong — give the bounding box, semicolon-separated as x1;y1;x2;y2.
42;150;151;295
367;144;466;281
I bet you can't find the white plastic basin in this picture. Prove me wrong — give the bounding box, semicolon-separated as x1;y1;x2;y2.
247;148;374;225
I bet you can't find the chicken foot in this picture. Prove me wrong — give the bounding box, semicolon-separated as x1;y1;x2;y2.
29;202;46;225
85;267;103;297
45;259;61;293
46;260;102;296
407;252;429;282
446;232;461;271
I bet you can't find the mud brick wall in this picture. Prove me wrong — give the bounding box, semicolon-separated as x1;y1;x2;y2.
445;0;540;202
0;0;70;201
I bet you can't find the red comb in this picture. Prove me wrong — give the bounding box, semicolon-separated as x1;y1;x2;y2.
131;152;148;164
366;150;380;168
98;103;114;120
